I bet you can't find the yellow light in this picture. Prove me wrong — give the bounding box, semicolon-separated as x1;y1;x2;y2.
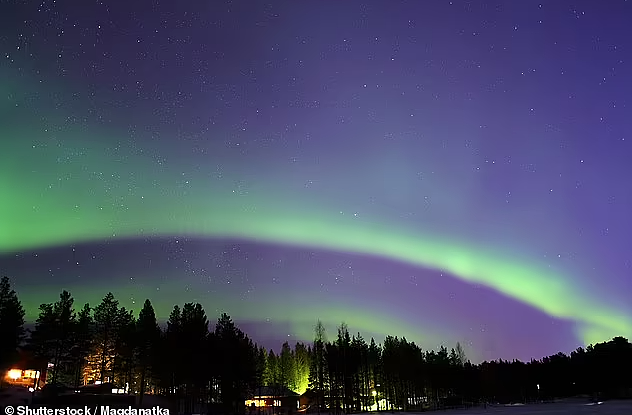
372;390;377;396
7;369;21;380
245;399;270;407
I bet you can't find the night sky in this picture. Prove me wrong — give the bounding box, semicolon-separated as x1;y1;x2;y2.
1;0;631;363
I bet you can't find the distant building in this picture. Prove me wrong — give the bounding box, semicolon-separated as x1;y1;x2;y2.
2;350;48;390
298;389;317;411
34;381;135;408
77;382;126;395
246;386;299;414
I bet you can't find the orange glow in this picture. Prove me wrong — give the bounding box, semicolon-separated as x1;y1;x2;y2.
245;398;281;407
7;369;22;380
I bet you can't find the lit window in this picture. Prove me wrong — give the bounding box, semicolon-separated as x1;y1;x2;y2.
7;370;21;380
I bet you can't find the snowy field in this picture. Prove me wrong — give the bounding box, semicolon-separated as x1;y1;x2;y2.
354;401;632;415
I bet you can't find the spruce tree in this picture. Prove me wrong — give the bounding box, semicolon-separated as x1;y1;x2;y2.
136;299;160;404
92;292;120;383
0;276;25;385
71;303;93;388
29;290;77;385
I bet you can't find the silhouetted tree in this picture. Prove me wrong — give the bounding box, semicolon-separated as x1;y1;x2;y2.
163;305;182;396
294;342;311;394
179;303;208;412
0;276;25;386
70;303;93;388
308;320;328;414
280;341;295;391
28;290;76;385
367;338;382;411
335;323;352;414
254;346;267;403
90;292;121;383
9;286;632;410
214;313;258;415
112;307;136;390
136;299;160;404
264;349;278;387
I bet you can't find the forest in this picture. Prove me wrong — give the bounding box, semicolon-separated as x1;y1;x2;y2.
0;276;631;414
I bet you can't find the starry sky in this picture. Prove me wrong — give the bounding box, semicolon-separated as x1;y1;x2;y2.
1;0;631;363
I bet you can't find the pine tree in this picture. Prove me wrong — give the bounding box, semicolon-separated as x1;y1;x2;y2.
165;305;182;397
180;303;209;412
54;291;77;384
136;299;160;404
91;292;120;383
0;276;25;385
455;342;467;365
29;304;57;375
29;290;77;385
336;323;352;414
308;320;328;414
279;341;294;391
264;350;278;387
71;303;93;388
294;342;311;394
214;313;257;414
255;346;267;397
367;338;381;410
350;334;368;411
326;340;341;415
112;307;136;390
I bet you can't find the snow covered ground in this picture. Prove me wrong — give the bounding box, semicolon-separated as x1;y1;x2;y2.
356;400;632;415
0;386;33;407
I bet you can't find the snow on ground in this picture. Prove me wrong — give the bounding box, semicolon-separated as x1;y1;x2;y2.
0;386;33;407
356;401;632;415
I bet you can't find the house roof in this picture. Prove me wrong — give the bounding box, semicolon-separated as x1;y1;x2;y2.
251;386;299;398
10;348;48;369
301;389;317;398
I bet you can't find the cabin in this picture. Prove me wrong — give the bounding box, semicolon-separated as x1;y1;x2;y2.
298;389;317;411
78;382;126;395
39;382;135;408
246;386;300;414
3;350;48;390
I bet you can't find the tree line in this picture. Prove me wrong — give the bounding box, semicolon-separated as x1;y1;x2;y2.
1;276;631;414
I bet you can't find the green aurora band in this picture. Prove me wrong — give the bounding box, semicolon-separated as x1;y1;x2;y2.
1;81;630;348
17;280;454;359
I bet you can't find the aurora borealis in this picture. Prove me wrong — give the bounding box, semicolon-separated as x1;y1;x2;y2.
1;1;631;362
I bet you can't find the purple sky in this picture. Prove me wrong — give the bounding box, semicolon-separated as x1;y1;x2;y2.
1;1;631;362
